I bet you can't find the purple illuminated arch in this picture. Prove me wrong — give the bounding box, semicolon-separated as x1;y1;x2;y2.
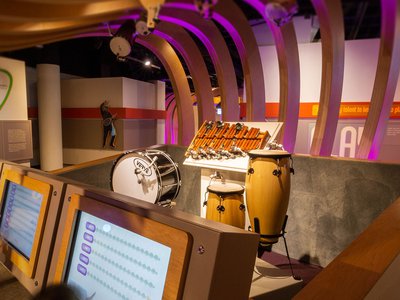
158;7;240;121
243;0;300;152
165;0;266;122
357;0;400;159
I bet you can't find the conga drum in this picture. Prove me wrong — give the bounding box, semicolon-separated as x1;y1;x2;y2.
245;150;293;244
205;183;245;229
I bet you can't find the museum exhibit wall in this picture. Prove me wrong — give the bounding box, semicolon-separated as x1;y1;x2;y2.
258;38;400;162
55;144;400;267
24;68;166;166
0;57;32;165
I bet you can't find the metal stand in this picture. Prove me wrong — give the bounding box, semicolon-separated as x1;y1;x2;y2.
255;215;301;281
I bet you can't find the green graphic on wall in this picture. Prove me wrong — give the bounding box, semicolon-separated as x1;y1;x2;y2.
0;68;13;110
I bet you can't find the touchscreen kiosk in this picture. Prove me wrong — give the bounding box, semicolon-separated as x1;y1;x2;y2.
0;163;65;294
50;184;259;300
0;169;50;276
52;193;190;300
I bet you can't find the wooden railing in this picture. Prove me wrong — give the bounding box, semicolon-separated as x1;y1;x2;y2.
293;196;400;299
49;154;121;175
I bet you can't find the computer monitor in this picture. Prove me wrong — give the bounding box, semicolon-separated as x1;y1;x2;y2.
0;163;65;294
50;184;259;300
52;192;191;300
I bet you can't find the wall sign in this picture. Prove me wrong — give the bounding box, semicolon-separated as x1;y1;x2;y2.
0;68;13;110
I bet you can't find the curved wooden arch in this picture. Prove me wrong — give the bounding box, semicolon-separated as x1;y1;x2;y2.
213;0;266;122
166;0;266;122
165;93;177;144
159;7;240;121
0;26;102;51
244;0;300;152
0;0;142;50
309;0;345;156
356;0;400;159
0;0;140;21
0;13;125;36
154;21;215;124
78;28;195;146
136;34;195;146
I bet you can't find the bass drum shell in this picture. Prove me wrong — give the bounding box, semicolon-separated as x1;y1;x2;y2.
206;183;245;229
111;149;181;204
245;150;292;244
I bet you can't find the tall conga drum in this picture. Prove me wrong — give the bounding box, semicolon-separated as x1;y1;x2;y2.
205;183;246;229
245;150;293;244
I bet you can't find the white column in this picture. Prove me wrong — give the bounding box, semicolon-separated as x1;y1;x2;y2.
37;64;63;171
153;80;166;144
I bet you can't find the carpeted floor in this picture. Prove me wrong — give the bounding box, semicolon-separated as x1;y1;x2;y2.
260;250;323;288
0;250;323;300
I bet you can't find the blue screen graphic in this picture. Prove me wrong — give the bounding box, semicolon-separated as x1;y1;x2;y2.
0;181;43;259
66;211;171;300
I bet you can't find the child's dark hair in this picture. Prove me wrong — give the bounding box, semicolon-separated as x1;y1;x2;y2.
31;284;80;300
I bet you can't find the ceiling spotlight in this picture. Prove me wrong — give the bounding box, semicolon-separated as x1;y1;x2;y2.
136;10;151;36
265;0;298;27
109;19;136;58
139;0;164;29
194;0;218;19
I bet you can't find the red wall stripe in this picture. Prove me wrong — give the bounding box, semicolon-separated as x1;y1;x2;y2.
28;107;166;120
240;102;400;119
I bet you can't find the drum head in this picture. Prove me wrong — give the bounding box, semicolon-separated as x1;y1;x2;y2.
207;183;244;195
111;152;159;203
248;149;291;159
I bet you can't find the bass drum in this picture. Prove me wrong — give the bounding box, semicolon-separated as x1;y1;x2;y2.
111;149;181;206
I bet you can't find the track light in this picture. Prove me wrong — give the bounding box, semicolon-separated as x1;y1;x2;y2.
265;0;298;27
194;0;218;19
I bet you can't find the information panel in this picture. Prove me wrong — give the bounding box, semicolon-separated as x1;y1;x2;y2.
66;211;171;300
0;181;43;259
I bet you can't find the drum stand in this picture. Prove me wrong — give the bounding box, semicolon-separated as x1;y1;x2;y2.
254;215;301;281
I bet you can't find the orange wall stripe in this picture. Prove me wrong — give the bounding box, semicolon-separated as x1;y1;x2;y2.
240;102;400;119
28;107;166;120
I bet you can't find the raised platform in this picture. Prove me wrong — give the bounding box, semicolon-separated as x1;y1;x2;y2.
0;257;305;300
250;258;303;299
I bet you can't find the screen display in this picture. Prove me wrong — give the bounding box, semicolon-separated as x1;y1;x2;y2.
0;181;43;259
66;212;171;300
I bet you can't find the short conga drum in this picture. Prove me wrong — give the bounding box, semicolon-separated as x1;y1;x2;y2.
245;150;293;244
205;183;245;229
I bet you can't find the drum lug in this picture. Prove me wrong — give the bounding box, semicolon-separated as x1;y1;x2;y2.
217;205;225;212
239;204;246;211
235;122;243;131
290;167;295;175
248;167;254;175
273;169;282;177
203;200;208;206
205;121;214;130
